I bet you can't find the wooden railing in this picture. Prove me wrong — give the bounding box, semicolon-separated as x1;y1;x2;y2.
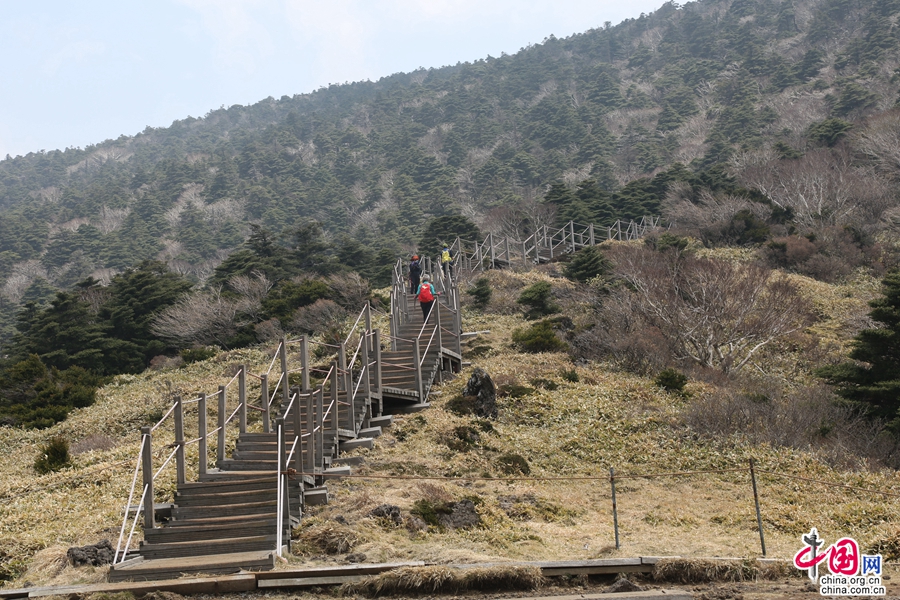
116;268;461;562
450;216;661;273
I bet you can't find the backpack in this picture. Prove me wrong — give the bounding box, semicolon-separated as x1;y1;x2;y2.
418;283;434;302
409;259;421;276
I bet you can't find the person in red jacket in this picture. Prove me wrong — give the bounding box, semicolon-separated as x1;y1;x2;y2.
416;274;440;320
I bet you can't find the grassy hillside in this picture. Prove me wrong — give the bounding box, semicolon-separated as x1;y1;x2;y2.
2;258;899;588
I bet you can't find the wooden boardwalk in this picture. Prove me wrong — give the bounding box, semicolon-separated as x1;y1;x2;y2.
109;258;463;582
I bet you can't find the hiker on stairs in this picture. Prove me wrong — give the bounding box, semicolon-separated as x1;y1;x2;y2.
416;274;440;320
441;245;454;280
408;255;422;294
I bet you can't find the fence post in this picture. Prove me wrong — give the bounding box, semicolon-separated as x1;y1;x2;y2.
300;335;310;392
373;330;383;413
239;365;247;434
315;385;324;472
435;299;444;384
362;331;371;428
141;427;154;530
750;459;767;556
198;393;207;477
292;391;303;474
275;416;284;556
260;374;270;434
280;338;290;407
414;339;424;401
330;362;339;450
610;467;620;550
217;385;226;465
304;391;315;475
523;240;528;266
569;220;575;250
174;395;185;485
489;232;496;268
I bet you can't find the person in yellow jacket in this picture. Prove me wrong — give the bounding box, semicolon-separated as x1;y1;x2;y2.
441;245;453;279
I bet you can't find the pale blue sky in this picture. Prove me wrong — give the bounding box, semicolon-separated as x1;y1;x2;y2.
0;0;665;159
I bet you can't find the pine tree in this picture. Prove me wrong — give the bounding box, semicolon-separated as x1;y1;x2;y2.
818;270;900;430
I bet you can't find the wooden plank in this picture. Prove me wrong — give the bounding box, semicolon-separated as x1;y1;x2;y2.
19;574;258;598
511;592;691;600
258;575;367;588
255;560;427;580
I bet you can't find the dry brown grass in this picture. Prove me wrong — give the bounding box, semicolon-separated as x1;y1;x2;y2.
2;267;899;590
342;564;544;596
653;558;796;584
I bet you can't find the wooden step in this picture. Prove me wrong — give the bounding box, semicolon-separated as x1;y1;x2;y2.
339;437;373;451
143;520;279;543
369;415;393;429
139;535;278;560
108;550;277;582
171;499;278;520
303;487;329;505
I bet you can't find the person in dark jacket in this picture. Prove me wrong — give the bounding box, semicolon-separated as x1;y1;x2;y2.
408;255;421;294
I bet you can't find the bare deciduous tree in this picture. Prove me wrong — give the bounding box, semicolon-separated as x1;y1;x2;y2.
738;147;893;230
605;245;812;372
851;109;900;180
151;287;244;348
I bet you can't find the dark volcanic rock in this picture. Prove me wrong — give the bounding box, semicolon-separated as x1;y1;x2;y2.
461;367;497;418
67;539;114;567
438;499;482;529
370;503;403;526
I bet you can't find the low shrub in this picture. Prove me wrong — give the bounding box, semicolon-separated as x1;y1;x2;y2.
34;436;72;474
511;320;567;353
180;347;217;364
654;368;688;394
467;277;492;311
563;246;610;282
516;281;559;319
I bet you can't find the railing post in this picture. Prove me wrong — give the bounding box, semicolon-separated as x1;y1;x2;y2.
523;240;528;266
300;335;310;392
315;385;324;470
476;242;483;272
365;304;373;351
414;339;424;401
275;417;284;557
261;374;270;434
304;391;315;475
279;338;290;407
435;299;444;384
489;232;496;268
361;331;371;428
589;223;595;246
569;220;575;250
454;288;463;358
373;330;383;416
217;385;226;465
239;365;247;434
330;362;339;449
140;427;155;530
174;395;185;485
339;343;350;399
292;392;303;475
198;393;208;476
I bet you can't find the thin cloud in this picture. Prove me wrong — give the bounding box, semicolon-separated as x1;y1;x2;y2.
41;40;105;77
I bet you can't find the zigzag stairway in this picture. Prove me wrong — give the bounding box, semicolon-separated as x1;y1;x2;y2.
108;218;656;582
108;258;462;582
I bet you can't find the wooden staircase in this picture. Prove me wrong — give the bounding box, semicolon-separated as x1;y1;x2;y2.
109;261;462;582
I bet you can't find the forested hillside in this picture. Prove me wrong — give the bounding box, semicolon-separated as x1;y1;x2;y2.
3;0;900;427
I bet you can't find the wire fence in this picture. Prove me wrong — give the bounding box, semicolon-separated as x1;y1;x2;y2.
288;460;900;558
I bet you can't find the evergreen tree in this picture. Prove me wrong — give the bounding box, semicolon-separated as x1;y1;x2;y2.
818;270;900;431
